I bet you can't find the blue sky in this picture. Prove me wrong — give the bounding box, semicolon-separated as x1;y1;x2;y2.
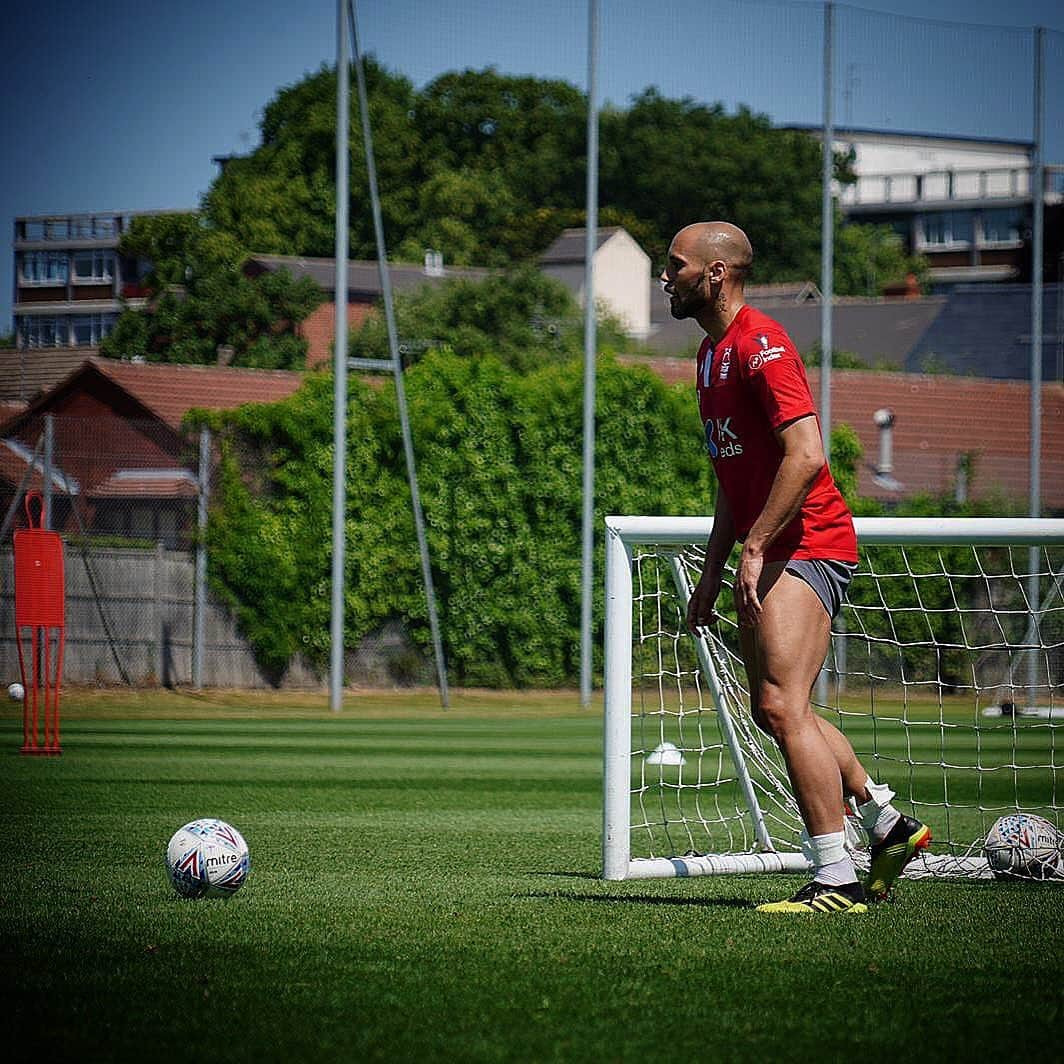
4;0;1063;334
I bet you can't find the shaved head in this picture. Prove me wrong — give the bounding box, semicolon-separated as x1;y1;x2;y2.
672;221;753;278
662;220;754;332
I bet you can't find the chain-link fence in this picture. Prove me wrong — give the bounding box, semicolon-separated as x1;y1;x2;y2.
4;3;1063;695
0;413;314;688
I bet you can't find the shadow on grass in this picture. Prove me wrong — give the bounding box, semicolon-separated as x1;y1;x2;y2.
519;889;755;909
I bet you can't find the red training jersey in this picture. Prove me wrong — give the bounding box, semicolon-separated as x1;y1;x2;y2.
695;304;857;563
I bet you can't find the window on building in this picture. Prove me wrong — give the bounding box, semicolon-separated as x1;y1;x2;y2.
19;251;69;284
18;317;69;348
981;208;1023;246
919;211;974;248
72;250;115;282
71;313;117;346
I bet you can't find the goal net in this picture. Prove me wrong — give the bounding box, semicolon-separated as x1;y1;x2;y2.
603;516;1064;882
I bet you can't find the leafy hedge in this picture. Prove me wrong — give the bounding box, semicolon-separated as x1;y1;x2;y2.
197;353;1041;690
199;352;713;686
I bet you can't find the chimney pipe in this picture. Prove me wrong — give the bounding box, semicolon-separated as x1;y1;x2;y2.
873;408;895;475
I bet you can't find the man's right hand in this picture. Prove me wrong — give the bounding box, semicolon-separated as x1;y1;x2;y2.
686;566;724;634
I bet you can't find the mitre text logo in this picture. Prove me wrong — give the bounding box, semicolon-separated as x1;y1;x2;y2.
704;417;742;458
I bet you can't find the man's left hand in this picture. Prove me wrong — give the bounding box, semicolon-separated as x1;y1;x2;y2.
736;546;764;627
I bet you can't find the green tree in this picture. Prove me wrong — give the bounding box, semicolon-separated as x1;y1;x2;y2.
198;351;713;685
101;214;323;368
599;90;827;279
834;221;928;297
349;266;634;373
204;61;424;260
202;65;862;282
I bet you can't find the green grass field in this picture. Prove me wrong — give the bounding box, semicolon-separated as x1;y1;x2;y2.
3;689;1063;1062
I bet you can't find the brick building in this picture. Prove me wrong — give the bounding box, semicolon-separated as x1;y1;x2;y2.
0;358;303;545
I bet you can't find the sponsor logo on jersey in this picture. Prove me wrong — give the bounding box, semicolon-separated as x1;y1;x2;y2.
749;335;786;372
704;416;742;459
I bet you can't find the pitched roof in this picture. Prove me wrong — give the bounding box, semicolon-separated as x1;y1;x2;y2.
0;346;100;402
768;299;946;366
539;227;624;265
0;357;304;438
82;358;304;429
645;294;947;366
743;281;822;304
624;358;1064;508
906;283;1063;379
246;254;490;298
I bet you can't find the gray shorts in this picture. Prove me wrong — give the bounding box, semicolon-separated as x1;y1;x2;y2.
784;558;857;619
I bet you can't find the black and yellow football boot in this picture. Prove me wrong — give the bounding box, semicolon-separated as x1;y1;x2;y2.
867;815;932;900
756;880;868;914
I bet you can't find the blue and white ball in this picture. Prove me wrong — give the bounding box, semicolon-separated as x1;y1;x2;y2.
166;819;250;898
984;813;1061;880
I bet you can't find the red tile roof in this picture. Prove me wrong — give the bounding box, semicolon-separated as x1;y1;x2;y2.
84;357;304;429
0;347;97;403
88;469;199;498
624;357;1064;509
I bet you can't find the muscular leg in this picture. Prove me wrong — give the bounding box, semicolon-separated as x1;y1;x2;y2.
815;717;871;805
737;563;868;835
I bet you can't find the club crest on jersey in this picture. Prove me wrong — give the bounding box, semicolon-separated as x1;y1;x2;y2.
719;346;732;381
749;334;786;372
704;416;742;459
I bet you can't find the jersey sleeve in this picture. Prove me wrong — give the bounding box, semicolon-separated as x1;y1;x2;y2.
737;327;816;429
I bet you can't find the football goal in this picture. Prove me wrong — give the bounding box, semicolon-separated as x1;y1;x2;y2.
603;516;1064;881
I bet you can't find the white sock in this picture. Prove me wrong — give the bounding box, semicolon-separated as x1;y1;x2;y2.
857;776;901;843
807;830;857;886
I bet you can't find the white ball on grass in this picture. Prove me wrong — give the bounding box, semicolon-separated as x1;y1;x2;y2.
165;819;251;898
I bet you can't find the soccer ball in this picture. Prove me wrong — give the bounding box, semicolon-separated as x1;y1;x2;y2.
165;819;250;898
7;682;24;702
984;813;1061;880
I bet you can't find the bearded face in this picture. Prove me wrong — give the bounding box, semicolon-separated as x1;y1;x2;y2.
664;265;711;320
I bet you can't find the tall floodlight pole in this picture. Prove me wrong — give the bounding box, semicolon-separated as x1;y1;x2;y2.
819;0;835;463
815;0;836;708
349;0;449;708
1026;26;1045;705
580;0;600;708
329;0;350;713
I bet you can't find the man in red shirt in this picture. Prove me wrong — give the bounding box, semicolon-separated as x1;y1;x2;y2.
663;221;930;913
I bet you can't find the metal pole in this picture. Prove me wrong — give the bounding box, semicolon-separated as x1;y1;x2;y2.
193;425;210;690
819;0;834;463
42;414;54;530
580;0;600;708
330;0;350;712
350;0;449;708
816;1;834;707
1026;26;1045;705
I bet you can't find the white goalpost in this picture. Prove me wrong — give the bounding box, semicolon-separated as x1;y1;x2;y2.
603;516;1064;882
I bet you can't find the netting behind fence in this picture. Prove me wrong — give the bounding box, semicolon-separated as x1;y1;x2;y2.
0;414;297;687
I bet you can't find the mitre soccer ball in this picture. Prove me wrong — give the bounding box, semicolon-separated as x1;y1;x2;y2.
165;819;250;898
983;813;1061;880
